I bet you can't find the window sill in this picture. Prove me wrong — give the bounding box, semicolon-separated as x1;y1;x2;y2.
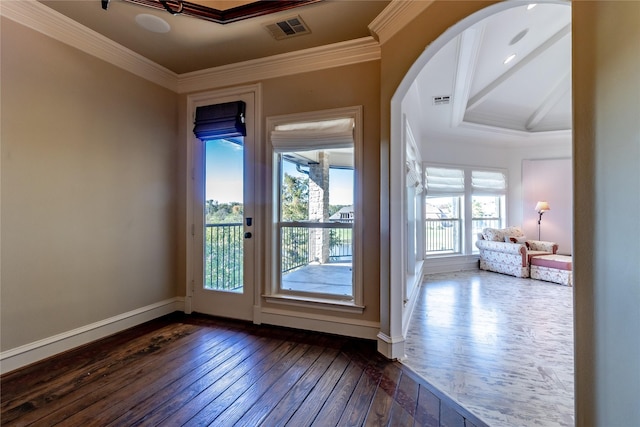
263;294;365;314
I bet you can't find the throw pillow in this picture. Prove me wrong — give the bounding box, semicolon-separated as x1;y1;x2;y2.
504;226;525;238
482;228;504;242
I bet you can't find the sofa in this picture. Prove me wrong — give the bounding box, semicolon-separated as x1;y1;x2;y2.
475;226;558;278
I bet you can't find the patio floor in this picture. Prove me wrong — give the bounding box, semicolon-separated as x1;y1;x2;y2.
281;261;352;297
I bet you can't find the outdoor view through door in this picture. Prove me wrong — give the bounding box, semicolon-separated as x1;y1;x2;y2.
272;116;356;302
205;138;244;292
191;96;255;321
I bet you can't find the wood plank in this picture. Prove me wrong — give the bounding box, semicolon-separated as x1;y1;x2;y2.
283;352;350;426
130;333;294;426
415;385;441;427
217;343;327;425
256;344;338;426
1;314;492;427
0;321;208;425
309;360;364;426
363;363;403;426
106;330;269;426
181;340;311;426
26;324;240;425
441;402;466;427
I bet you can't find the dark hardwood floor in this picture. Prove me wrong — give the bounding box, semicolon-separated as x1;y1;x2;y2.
1;313;488;427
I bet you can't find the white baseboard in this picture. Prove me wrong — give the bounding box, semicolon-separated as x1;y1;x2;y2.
0;298;185;375
423;255;479;275
259;307;379;340
377;331;406;360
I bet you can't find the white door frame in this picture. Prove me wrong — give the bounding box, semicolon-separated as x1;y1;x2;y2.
185;84;262;320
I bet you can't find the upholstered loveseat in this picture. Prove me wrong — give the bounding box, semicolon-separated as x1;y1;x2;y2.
475;226;558;278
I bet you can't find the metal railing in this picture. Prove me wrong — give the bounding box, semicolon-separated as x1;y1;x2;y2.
205;223;354;290
425;218;503;255
425;218;460;254
205;223;243;291
280;223;353;273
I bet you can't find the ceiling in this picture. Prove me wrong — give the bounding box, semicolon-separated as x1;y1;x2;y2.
409;2;572;146
36;1;571;144
38;0;389;74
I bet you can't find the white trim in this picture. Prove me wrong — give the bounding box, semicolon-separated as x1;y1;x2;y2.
368;0;433;45
265;106;364;308
424;255;479;275
376;331;405;360
260;307;379;340
0;298;184;375
186;84;262;321
263;294;365;314
1;2;379;95
177;37;380;94
0;0;178;92
387;1;571;369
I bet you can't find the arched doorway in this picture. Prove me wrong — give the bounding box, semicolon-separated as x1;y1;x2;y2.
387;1;573;425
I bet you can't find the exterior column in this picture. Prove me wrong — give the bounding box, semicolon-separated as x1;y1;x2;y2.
308;152;330;264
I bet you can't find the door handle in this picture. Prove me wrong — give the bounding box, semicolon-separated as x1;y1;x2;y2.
244;232;252;239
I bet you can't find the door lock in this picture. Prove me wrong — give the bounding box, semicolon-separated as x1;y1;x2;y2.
244;232;252;239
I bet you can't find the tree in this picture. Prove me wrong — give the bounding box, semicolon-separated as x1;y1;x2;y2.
281;173;309;221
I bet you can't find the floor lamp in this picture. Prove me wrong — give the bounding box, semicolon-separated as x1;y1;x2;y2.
535;201;550;240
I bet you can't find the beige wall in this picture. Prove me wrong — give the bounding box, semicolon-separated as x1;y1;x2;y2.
0;19;179;351
573;1;640;425
177;61;382;322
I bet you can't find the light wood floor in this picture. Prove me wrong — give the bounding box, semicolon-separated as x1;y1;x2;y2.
1;313;488;427
403;270;574;427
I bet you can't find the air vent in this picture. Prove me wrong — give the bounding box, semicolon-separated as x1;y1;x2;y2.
432;95;451;106
265;16;311;40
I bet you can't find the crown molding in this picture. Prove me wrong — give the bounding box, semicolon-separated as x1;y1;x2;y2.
368;0;434;44
176;37;381;94
1;1;380;95
1;0;178;91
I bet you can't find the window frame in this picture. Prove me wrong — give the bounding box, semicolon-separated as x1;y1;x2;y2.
424;164;507;257
265;106;364;312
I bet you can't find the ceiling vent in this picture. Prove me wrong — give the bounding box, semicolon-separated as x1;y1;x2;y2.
432;95;451;106
265;16;311;40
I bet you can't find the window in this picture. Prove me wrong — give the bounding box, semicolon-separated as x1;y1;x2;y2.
267;107;363;310
425;166;506;256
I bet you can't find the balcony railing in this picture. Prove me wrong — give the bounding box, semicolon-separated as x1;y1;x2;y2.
205;223;243;291
425;218;460;254
425;218;502;255
280;223;353;273
205;222;353;290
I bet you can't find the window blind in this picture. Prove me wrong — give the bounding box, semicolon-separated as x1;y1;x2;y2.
425;167;464;194
193;101;246;140
472;170;506;193
270;118;354;152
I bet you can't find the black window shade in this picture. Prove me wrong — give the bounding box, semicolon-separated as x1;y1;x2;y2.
193;101;246;140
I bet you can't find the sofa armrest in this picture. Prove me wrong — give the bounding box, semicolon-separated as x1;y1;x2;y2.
527;240;559;253
476;239;527;255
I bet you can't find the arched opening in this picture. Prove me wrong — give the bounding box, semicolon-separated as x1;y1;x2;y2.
388;2;574;425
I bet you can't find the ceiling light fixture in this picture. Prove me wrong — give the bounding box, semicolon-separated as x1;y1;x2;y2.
503;54;517;64
527;3;537;11
135;13;171;33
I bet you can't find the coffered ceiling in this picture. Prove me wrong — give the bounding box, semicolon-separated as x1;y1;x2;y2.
409;2;572;146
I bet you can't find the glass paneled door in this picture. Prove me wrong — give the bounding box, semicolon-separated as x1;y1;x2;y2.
192;94;255;321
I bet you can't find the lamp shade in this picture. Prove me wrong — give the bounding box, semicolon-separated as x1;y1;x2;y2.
535;201;550;212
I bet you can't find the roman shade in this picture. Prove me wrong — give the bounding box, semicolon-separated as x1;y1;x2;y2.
425;167;464;194
472;170;507;193
270;118;354;152
193;101;246;140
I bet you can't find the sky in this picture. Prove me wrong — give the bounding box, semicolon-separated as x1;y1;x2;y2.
206;139;354;205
